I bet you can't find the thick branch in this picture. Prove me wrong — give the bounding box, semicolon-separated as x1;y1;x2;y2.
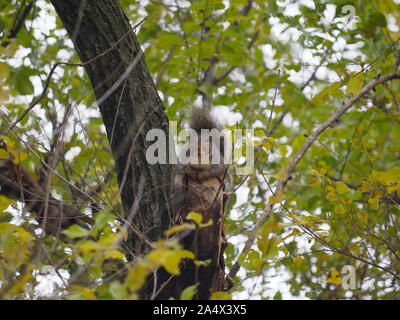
0;155;93;236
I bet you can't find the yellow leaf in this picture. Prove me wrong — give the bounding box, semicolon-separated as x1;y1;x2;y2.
148;248;194;275
126;261;148;291
210;291;232;300
0;62;9;81
293;256;303;268
328;81;344;98
387;183;400;194
357;178;372;193
257;235;269;253
308;177;321;186
76;241;99;254
103;250;124;260
162;253;182;275
194;259;211;267
164;223;195;236
334;181;351;194
147;248;169;269
186;211;203;225
368;189;382;209
0;87;9;104
258;218;283;239
0;135;15;150
3;43;19;58
0;149;10;159
311;169;325;178
199;219;213;228
244;249;264;270
373;167;400;185
180;283;199;300
357;211;368;225
12;151;27;164
269;192;284;204
81;287;97;300
254;129;267;138
262;137;274;150
326;192;338;201
0;195;10;212
98;232;120;246
341;197;352;204
176;249;195;260
326;270;342;285
346;72;364;96
326;186;335;193
334;203;346;215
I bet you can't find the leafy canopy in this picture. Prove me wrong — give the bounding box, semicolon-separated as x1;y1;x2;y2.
1;0;400;299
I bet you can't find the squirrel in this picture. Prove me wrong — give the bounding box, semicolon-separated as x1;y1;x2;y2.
172;107;232;197
154;108;234;299
170;106;233;223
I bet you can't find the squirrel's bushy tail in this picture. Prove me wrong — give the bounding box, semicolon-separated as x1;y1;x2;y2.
189;107;222;131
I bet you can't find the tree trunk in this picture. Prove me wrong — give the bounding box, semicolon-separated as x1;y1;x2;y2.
49;0;172;256
45;0;229;300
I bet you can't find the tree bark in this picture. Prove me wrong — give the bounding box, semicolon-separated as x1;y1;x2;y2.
49;0;172;256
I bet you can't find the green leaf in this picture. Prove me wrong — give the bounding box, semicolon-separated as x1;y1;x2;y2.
62;224;90;239
369;12;387;27
109;280;127;300
0;16;5;34
273;291;282;300
158;32;183;50
13;67;35;95
239;249;264;271
310;86;331;105
180;283;199;300
90;211;115;237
